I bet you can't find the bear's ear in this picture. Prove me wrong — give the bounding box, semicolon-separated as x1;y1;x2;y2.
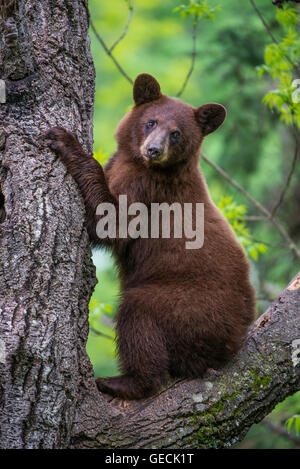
195;103;226;136
133;74;162;106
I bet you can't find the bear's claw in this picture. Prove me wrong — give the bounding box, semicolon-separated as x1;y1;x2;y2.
45;126;78;154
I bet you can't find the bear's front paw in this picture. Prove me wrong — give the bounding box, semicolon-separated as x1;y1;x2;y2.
44;126;80;157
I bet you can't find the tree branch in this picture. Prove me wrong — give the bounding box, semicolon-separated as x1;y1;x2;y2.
176;14;199;98
271;125;299;217
244;215;268;221
201;153;300;260
262;418;300;446
71;272;300;449
89;18;133;84
249;0;279;44
89;326;114;341
109;0;134;53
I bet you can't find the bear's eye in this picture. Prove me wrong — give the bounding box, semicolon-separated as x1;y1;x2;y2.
170;130;181;143
145;120;157;130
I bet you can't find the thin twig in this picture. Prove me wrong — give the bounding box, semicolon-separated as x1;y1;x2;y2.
249;0;279;44
263;419;300;446
240;231;285;249
109;0;134;52
201;152;300;260
90;19;133;84
271;125;299;217
90;326;115;341
101;315;115;329
244;215;268;221
256;295;274;301
176;14;199;98
201;153;271;217
270;217;300;259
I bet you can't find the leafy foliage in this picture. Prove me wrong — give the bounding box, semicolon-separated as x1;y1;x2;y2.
218;196;267;260
94;148;109;165
174;0;221;20
258;6;300;125
86;264;119;377
89;298;114;335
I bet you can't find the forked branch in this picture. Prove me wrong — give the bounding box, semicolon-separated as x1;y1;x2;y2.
72;273;300;449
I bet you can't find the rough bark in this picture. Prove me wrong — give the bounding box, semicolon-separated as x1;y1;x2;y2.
0;0;102;449
0;0;299;450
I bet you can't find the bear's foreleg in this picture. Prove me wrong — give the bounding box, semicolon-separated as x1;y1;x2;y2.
45;127;117;246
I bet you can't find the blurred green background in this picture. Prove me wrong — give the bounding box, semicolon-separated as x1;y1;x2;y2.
86;0;300;449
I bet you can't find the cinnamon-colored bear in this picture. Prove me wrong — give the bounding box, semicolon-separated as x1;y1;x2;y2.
46;74;256;400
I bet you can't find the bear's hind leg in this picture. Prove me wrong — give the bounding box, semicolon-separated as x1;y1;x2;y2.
96;303;169;400
96;373;162;400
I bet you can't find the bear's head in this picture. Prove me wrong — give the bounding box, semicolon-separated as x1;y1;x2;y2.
116;74;226;169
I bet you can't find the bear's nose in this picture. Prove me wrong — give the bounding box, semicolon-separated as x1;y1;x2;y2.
147;144;162;159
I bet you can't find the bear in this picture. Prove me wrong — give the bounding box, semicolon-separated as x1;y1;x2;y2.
45;73;256;400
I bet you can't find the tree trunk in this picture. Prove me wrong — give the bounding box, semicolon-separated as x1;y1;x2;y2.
0;0;299;450
0;0;101;449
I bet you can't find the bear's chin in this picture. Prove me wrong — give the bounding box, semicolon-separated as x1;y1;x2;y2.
141;154;173;169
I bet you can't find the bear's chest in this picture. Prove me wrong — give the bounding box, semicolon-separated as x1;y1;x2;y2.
107;160;185;205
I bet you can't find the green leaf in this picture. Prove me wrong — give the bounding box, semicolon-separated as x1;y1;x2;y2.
276;7;298;28
94;148;109;165
217;196;267;261
286;415;300;435
286;416;294;433
102;303;113;315
295;416;300;436
174;1;221;21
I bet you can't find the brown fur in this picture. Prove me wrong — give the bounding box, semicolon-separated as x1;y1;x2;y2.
45;74;256;400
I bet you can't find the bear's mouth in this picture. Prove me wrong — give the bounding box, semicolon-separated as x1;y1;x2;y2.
140;150;169;167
